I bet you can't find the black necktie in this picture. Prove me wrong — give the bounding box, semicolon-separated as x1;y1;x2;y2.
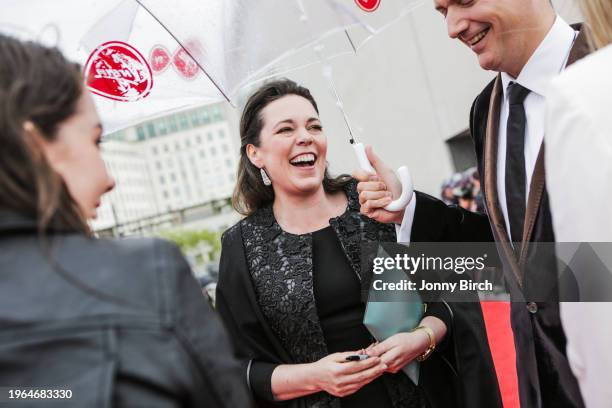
505;81;531;246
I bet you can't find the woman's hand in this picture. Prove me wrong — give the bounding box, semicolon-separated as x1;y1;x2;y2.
365;332;430;373
310;352;388;397
366;317;448;374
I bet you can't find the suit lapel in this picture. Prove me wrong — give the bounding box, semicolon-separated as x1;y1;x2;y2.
519;147;545;266
518;25;591;266
567;24;591;66
483;75;524;285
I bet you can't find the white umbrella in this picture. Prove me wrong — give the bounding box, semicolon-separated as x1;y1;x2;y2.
0;0;422;133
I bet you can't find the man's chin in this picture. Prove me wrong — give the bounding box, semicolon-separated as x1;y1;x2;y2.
477;53;500;73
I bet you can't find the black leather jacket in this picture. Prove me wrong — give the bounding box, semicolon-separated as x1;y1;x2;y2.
0;211;252;408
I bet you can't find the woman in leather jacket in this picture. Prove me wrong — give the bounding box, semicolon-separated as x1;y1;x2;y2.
0;34;251;408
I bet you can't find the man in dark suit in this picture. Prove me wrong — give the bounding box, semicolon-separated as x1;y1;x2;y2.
355;1;590;407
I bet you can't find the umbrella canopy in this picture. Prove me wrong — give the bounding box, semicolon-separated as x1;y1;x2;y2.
0;0;421;133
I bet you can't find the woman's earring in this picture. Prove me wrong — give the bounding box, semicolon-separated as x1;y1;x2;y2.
260;168;272;186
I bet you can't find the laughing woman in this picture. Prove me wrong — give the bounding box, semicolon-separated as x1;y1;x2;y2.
216;79;498;408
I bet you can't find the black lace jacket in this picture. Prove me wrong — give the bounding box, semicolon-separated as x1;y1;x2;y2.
216;180;500;408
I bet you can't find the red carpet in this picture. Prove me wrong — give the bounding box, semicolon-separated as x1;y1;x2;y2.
480;301;520;408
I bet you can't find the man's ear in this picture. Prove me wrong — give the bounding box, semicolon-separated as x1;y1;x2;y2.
246;144;264;168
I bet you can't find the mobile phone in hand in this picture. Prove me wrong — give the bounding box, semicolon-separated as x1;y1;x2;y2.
345;354;369;362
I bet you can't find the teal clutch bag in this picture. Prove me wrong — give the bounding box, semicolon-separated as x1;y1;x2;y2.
363;245;423;384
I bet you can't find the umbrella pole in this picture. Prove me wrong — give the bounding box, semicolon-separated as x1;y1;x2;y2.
344;30;357;54
134;0;233;104
321;65;358;145
296;0;358;144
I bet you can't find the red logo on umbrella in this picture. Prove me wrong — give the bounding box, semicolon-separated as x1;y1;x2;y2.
85;41;153;102
172;47;200;80
355;0;381;12
150;45;171;73
147;45;200;80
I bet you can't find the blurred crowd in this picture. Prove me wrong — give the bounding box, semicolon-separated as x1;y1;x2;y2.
440;167;484;213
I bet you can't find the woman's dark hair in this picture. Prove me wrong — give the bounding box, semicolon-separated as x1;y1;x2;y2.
232;78;351;215
0;34;88;234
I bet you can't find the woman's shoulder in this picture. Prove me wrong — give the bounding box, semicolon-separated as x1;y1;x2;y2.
92;235;181;262
336;178;396;238
560;44;612;84
221;206;275;244
341;177;360;210
551;45;612;106
58;235;191;294
8;235;192;320
221;222;242;245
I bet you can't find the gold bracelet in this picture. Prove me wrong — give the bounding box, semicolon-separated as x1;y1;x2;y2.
411;325;436;362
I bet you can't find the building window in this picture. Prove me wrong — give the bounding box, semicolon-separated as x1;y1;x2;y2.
225;158;232;168
446;130;477;172
147;123;156;138
163;190;169;199
163;144;169;153
159;175;165;184
190;111;201;127
218;129;225;139
210;147;217;156
156;161;162;170
157;120;167;136
170;173;177;182
211;106;222;121
179;113;189;130
222;144;229;153
199;150;206;159
196;134;202;144
152;146;158;155
137;126;146;140
201;108;210;124
207;132;213;142
168;116;178;133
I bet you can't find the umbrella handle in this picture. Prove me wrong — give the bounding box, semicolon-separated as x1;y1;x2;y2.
352;143;414;212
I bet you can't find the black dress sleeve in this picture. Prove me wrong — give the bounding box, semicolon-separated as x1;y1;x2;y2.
216;284;278;402
216;226;286;405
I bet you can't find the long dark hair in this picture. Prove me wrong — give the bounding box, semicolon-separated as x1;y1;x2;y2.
232;79;351;216
0;34;88;234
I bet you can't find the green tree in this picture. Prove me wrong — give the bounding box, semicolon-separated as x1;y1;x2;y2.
160;229;221;261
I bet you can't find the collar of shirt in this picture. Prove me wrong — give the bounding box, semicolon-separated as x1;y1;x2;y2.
501;16;576;98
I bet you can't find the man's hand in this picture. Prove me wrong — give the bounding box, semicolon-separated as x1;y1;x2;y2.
352;145;405;225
